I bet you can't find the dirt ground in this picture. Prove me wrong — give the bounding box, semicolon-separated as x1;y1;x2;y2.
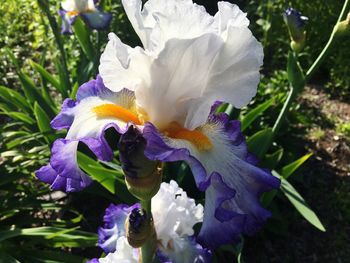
244;85;350;263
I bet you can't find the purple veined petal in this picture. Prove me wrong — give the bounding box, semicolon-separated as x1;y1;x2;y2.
51;98;77;130
143;109;280;249
35;133;114;193
86;259;100;263
209;100;224;114
98;203;141;253
42;139;92;192
197;172;244;248
143;122;208;191
76;75;113;101
38;74;141;193
58;9;77;35
80;11;112;30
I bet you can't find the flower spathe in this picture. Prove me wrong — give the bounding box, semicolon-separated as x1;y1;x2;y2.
37;0;280;249
94;181;211;263
59;0;112;34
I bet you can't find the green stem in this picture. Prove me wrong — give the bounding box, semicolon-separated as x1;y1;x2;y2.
272;86;295;134
305;0;350;82
140;200;155;263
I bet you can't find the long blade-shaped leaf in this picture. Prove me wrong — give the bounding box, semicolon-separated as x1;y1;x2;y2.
33;102;56;143
241;96;276;131
281;178;326;232
29;60;62;94
247;128;273;159
280;153;313;179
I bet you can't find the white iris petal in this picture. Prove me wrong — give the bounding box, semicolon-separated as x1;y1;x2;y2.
61;0;96;13
99;0;263;130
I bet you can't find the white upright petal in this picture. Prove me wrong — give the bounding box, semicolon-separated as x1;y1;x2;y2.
101;0;263;130
62;0;89;12
99;33;151;92
87;0;97;11
136;34;223;129
61;0;77;11
122;0;215;51
214;2;249;34
121;0;152;49
184;26;263;129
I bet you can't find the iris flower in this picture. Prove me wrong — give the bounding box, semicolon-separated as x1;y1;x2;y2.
93;181;210;263
36;0;280;249
59;0;112;34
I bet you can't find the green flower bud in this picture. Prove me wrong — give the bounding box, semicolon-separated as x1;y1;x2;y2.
118;126;162;201
125;207;156;248
283;7;308;53
335;13;350;37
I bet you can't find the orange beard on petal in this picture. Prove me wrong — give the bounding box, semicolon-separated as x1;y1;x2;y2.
162;122;213;151
92;104;142;125
67;10;79;16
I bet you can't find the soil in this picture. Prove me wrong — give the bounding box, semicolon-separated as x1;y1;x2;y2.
244;85;350;263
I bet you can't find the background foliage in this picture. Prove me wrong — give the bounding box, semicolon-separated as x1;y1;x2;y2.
0;0;349;262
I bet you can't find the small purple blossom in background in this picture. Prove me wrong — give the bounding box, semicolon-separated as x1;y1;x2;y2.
59;0;112;34
283;7;308;48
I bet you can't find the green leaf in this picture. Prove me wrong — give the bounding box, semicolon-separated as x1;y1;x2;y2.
77;152;135;202
21;249;85;263
261;148;284;170
280;153;313;179
241;96;275;131
261;171;280;207
1;111;35;125
0;252;20;263
287;51;305;92
70;82;79;100
54;59;70;97
29;60;62;94
0;227;97;247
72;17;95;61
247;128;273;159
4;47;20;71
18;72;56;117
0;85;31;112
33;102;56;143
281;178;326;232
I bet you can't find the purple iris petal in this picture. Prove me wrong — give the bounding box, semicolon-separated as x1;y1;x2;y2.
52;75;109;131
80;11;112;30
76;75;112;101
35;124;116;192
143;110;280;249
58;10;77;35
51;99;76;130
143;122;208;191
86;259;99;263
35;139;92;192
98;203;141;253
36;76;138;192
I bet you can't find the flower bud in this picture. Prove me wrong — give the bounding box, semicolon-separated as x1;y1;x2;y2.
118;126;162;201
335;12;350;37
125;207;156;248
283;7;308;53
